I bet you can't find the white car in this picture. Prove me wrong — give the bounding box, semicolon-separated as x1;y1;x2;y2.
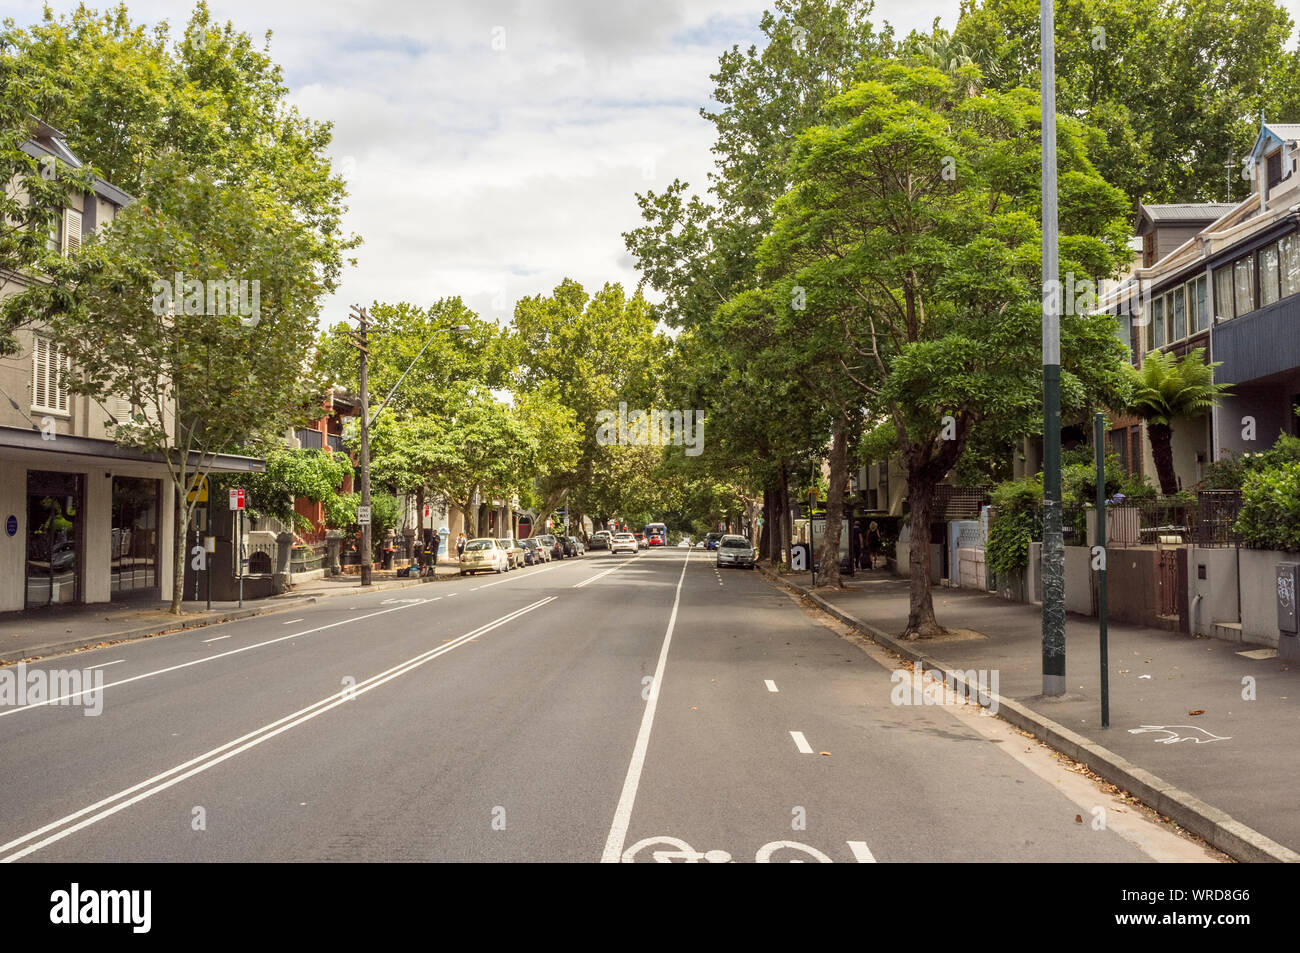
610;533;638;555
460;537;509;575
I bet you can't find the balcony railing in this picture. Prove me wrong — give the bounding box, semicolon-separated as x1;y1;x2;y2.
295;428;323;450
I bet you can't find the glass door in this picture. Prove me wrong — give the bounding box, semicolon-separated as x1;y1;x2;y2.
25;470;83;608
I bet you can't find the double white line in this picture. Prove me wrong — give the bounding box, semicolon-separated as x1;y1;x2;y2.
0;597;556;863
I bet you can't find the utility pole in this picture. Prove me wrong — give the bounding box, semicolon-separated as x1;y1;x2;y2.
1041;0;1066;696
348;305;373;587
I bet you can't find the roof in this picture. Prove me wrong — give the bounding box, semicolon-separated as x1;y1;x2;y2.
1141;203;1237;223
18;119;133;208
1263;123;1300;143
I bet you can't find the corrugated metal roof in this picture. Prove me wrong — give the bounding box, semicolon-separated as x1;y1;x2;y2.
1264;123;1300;142
1142;203;1236;222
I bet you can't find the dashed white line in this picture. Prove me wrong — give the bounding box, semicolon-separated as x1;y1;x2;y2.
201;636;231;644
88;660;124;670
765;679;778;693
789;731;814;754
846;841;877;863
280;619;304;625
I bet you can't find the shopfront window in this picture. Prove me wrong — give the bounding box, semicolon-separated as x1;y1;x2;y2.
25;470;82;608
111;477;159;598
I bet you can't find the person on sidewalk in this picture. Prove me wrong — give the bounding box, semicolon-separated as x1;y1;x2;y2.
865;521;882;570
456;532;467;561
428;530;440;574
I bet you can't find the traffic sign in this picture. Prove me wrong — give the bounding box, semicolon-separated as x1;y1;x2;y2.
229;488;245;510
186;474;209;504
357;505;371;525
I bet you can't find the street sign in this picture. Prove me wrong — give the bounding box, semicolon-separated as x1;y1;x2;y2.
229;488;245;510
186;474;209;504
357;505;371;525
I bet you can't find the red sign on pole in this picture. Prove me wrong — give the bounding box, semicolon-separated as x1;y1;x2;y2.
229;488;245;511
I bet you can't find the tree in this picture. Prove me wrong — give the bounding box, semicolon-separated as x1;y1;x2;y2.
1123;347;1230;494
953;0;1300;208
16;160;330;612
758;63;1131;638
231;447;354;534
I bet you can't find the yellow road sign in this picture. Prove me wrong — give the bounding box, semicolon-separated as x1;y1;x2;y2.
186;474;209;504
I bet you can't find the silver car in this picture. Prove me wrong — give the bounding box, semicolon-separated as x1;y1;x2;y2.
716;535;756;569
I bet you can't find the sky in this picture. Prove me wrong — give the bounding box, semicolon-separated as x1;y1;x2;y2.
4;0;1300;330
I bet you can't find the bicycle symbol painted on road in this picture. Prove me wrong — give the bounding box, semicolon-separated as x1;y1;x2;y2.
622;836;866;863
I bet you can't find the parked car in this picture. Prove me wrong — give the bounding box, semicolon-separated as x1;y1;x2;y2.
611;532;638;555
702;532;723;551
460;538;508;575
716;535;756;569
568;536;586;556
588;531;610;550
530;537;552;562
517;538;540;565
497;538;525;569
538;533;565;560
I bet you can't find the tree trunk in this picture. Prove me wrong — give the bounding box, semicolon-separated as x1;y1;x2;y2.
760;487;773;560
817;416;850;588
1148;422;1178;495
774;465;785;569
415;486;425;571
902;473;945;640
169;481;187;613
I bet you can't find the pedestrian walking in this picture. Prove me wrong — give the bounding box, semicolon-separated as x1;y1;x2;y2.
865;521;882;570
428;529;440;575
456;532;467;560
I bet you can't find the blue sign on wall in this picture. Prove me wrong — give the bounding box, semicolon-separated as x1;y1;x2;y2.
5;515;16;537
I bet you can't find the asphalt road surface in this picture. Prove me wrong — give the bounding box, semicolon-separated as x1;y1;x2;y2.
0;548;1219;863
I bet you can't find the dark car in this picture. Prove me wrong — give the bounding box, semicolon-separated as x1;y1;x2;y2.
702;532;723;551
568;536;586;556
539;533;565;559
588;532;610;550
519;538;543;565
558;536;580;557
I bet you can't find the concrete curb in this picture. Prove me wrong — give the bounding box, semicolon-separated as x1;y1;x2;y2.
759;563;1300;864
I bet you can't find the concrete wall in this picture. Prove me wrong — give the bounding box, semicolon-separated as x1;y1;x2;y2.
1064;545;1095;616
1239;548;1300;647
1187;547;1240;636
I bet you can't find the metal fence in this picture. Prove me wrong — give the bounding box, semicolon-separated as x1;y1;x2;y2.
1030;492;1242;549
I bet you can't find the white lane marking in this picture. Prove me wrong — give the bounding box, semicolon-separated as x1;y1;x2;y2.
846;841;877;863
201;636;231;644
447;593;459;597
0;597;557;862
574;555;641;589
87;660;124;670
601;549;691;862
469;587;480;591
0;601;429;719
280;619;304;625
789;731;814;754
765;679;778;693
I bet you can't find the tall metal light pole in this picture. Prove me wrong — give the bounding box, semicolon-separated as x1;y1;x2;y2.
1041;0;1066;696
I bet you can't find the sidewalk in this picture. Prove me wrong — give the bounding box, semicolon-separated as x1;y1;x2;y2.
0;560;462;664
762;565;1300;862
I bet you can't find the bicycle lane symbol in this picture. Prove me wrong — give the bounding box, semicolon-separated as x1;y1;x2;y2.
622;836;870;863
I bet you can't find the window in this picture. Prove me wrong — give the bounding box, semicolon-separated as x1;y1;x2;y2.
1152;295;1165;347
1193;275;1208;332
1171;288;1186;341
61;209;81;257
1282;234;1300;299
31;335;70;414
1268;150;1283;188
1260;241;1281;307
1214;265;1235;321
1233;256;1255;317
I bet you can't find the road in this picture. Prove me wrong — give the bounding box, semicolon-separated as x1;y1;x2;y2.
0;548;1218;863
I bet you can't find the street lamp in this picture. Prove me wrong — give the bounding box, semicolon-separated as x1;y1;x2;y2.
351;313;470;586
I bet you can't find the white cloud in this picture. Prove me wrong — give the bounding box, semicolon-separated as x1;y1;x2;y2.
4;0;1048;327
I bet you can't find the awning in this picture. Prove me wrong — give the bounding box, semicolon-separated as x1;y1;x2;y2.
0;426;264;473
